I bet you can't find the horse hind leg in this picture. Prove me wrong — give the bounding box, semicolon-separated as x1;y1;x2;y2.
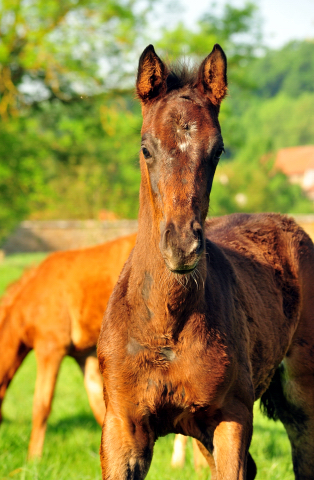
75;354;105;426
259;242;314;478
28;345;65;459
171;434;188;467
283;250;314;479
261;362;314;479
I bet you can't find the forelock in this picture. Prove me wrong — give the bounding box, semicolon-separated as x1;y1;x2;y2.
166;62;199;93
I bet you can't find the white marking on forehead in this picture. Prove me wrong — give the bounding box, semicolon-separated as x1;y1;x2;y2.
178;140;190;152
177;121;198;152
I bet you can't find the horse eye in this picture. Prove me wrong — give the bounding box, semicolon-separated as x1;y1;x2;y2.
215;147;225;159
142;147;151;159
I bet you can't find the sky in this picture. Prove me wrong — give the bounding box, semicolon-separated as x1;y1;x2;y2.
179;0;314;48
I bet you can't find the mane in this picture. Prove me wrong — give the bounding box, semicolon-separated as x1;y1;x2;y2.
166;61;199;93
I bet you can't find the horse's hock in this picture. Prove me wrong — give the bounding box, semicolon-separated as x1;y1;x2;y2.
3;215;314;254
2;219;138;253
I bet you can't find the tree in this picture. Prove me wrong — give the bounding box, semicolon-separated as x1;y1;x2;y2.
155;3;263;78
0;0;154;118
244;40;314;99
0;0;156;242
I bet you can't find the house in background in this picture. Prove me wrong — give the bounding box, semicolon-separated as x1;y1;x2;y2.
274;145;314;200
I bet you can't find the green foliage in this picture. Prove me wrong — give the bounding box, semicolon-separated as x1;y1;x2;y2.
211;90;314;216
27;96;142;220
1;1;314;242
0;0;154;116
0;115;53;241
230;92;314;160
0;0;154;242
245;40;314;98
0;95;142;242
156;2;262;77
211;159;312;216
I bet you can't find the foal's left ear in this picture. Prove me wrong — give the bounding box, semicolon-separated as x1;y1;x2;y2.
198;44;227;106
136;45;168;104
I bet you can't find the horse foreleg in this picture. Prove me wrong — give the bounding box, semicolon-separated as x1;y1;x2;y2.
100;404;154;480
78;355;105;426
211;402;254;480
28;346;65;459
194;439;255;480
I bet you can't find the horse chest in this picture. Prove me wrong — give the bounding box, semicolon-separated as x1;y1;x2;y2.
122;333;231;419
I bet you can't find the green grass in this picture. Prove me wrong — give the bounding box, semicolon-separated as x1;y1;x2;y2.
0;253;48;296
0;253;294;479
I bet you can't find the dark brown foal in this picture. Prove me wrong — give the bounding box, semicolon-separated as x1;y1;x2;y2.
98;44;314;480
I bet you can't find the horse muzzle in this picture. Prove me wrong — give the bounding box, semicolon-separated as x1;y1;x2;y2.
160;220;204;274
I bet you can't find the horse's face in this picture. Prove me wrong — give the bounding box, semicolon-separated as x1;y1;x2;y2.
137;45;227;274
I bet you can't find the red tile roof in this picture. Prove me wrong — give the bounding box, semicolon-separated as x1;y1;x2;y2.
274;146;314;175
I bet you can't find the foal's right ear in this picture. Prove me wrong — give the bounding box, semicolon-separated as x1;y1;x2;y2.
136;45;168;104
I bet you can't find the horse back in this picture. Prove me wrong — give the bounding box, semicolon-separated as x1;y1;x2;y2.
0;234;136;352
205;213;313;400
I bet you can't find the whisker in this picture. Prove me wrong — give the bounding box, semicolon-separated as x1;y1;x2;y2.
192;270;199;290
196;267;205;290
174;273;189;290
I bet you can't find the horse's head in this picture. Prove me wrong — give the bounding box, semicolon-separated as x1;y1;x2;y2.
136;44;227;274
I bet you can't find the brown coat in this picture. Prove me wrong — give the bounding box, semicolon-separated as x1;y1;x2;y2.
0;234;136;458
97;43;314;480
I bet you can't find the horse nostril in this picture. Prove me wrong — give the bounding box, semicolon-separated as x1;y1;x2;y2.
165;229;171;247
161;223;175;252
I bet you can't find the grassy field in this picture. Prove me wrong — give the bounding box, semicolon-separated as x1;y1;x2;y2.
0;253;294;479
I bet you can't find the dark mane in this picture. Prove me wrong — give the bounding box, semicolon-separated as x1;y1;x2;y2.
166;62;198;92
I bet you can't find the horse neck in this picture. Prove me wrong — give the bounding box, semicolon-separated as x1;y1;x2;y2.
128;200;206;337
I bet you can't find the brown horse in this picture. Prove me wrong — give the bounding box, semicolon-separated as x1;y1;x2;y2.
0;233;136;458
97;43;314;480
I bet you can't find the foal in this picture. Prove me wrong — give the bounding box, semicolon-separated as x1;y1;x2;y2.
0;234;136;458
98;44;314;480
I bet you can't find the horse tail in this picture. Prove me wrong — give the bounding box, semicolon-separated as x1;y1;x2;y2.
260;362;308;432
260;365;284;421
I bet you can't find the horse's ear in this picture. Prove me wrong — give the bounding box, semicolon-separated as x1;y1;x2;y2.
198;44;227;106
136;45;167;103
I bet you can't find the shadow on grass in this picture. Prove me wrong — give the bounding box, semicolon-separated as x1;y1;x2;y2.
48;413;100;433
